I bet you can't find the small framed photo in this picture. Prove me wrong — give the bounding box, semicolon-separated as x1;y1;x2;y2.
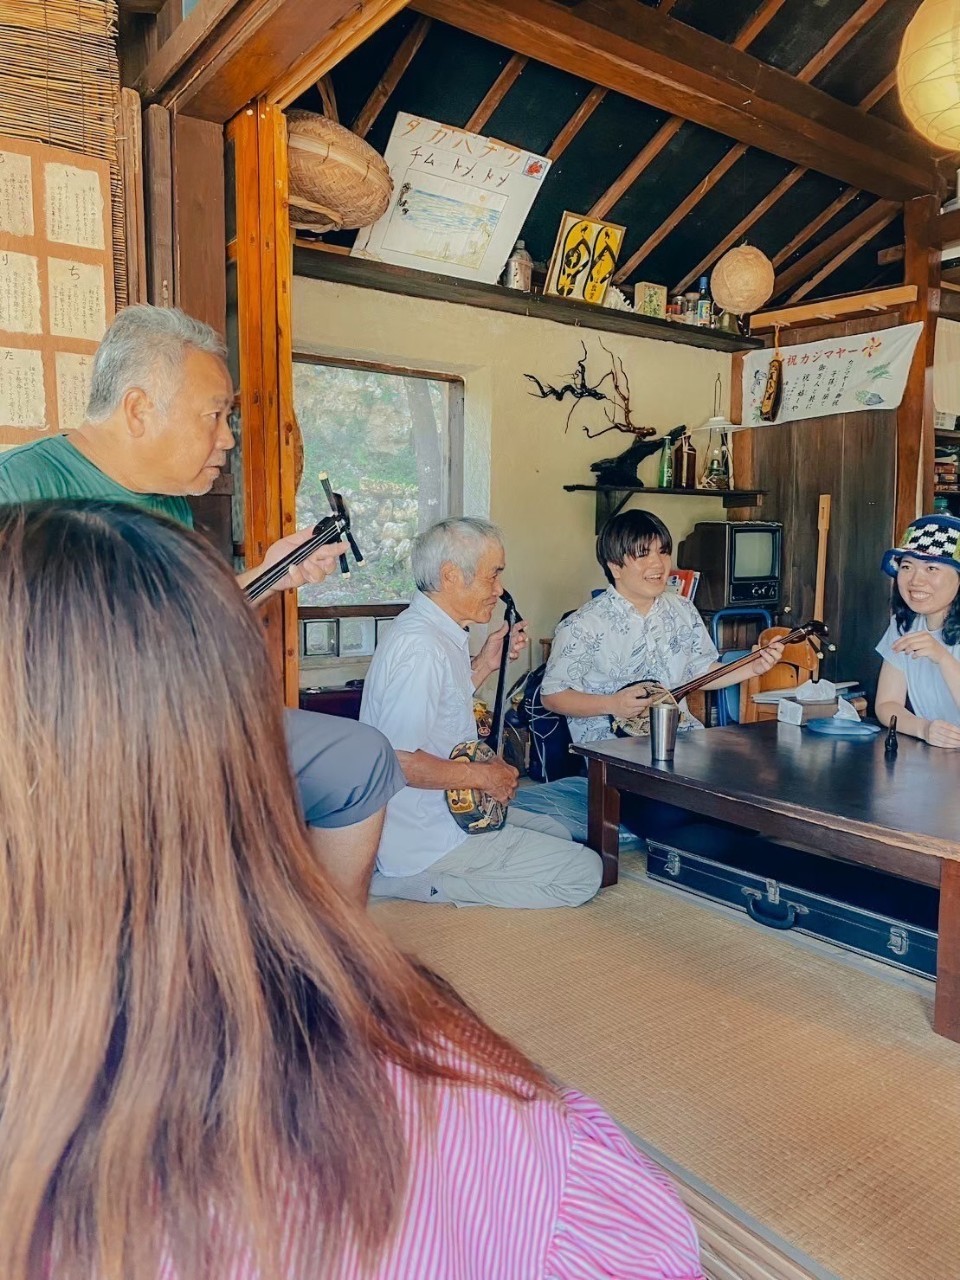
339;617;377;658
375;617;395;645
544;211;626;306
302;619;338;658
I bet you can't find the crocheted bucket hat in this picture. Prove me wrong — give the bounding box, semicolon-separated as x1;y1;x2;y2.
881;514;960;577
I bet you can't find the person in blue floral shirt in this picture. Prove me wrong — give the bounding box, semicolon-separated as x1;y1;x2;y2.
541;510;781;838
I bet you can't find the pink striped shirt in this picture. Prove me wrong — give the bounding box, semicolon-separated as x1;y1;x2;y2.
158;1065;704;1279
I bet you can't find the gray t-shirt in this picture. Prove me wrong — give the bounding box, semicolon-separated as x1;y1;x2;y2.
876;617;960;727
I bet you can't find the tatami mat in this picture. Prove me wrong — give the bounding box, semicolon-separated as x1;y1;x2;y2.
373;869;960;1280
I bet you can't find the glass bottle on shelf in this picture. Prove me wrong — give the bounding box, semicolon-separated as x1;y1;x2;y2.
696;275;713;327
658;437;674;488
672;431;698;489
501;240;533;291
698;429;729;489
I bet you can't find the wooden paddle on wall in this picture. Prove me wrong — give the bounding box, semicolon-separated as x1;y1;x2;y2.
811;494;831;683
814;493;831;623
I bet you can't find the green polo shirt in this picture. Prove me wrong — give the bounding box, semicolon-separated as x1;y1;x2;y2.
0;435;193;526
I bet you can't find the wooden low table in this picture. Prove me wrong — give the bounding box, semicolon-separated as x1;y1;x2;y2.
575;722;960;1042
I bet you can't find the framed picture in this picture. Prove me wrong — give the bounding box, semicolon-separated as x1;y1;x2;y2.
544;211;625;306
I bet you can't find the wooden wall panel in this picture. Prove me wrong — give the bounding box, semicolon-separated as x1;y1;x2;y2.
173;114;227;332
738;315;899;699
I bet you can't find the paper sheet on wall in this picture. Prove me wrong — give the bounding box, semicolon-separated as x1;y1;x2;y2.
48;257;106;340
0;249;41;333
352;112;550;284
741;322;923;426
55;351;93;430
0;347;45;427
0;150;34;237
44;162;105;249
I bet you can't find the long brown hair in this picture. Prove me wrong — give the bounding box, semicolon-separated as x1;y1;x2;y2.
0;501;548;1280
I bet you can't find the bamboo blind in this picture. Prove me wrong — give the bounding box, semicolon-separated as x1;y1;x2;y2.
0;1;125;307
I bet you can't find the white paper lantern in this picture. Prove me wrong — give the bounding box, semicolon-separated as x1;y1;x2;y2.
898;0;960;149
709;245;775;315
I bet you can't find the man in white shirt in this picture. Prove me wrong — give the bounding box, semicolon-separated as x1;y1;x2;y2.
360;517;602;908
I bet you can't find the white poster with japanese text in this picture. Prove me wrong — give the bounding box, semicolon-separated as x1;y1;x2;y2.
352;112;550;284
741;323;923;426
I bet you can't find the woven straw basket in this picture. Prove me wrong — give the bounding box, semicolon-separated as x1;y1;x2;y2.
287;110;392;232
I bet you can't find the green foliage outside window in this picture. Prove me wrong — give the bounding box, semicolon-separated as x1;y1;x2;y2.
293;360;457;606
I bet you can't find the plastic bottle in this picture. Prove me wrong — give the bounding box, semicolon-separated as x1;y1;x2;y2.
502;240;533;291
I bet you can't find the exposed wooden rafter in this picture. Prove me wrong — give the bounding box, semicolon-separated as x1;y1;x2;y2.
619;1;906;288
672;168;805;295
772;187;859;268
546;84;606;162
411;0;938;198
775;199;899;299
352;14;431;138
317;74;338;122
613;148;744;286
465;54;528;134
797;0;887;84
671;54;896;295
787;208;898;302
593;0;785;228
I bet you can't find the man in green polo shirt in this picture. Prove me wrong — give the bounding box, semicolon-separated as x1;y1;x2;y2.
0;304;404;905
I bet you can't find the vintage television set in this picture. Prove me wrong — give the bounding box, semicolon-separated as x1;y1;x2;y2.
677;521;782;612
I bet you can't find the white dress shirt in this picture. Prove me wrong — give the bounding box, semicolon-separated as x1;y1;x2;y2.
541;587;719;744
360;591;475;876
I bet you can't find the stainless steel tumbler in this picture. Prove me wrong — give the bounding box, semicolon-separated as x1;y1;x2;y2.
649;702;680;761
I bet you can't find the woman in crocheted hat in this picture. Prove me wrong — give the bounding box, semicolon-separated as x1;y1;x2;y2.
875;514;960;748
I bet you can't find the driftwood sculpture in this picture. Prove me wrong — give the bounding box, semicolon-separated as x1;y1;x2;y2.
525;341;684;486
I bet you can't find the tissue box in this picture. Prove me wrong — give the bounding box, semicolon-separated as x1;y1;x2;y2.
777;696;838;726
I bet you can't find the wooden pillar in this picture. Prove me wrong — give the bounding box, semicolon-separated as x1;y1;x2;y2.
898;194;940;536
226;102;299;704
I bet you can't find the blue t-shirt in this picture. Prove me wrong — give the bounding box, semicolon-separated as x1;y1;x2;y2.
876;617;960;727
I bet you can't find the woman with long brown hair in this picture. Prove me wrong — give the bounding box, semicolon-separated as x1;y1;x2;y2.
0;500;702;1280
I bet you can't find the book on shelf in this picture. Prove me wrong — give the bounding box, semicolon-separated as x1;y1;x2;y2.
668;568;700;601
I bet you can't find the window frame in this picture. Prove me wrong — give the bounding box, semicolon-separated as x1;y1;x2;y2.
291;352;465;623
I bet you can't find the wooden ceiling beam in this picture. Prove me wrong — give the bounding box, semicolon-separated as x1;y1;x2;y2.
546;84;606;162
411;0;938;198
585;0;787;228
775;199;899;298
657;0;680;13
465;54;527;134
137;0;408;120
787;210;898;302
352;15;431;138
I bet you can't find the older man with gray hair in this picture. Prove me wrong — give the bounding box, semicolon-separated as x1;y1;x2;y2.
0;304;403;906
360;517;602;908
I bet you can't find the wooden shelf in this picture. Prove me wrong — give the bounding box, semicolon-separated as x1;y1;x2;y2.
936;429;960;446
293;244;763;353
564;484;767;531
